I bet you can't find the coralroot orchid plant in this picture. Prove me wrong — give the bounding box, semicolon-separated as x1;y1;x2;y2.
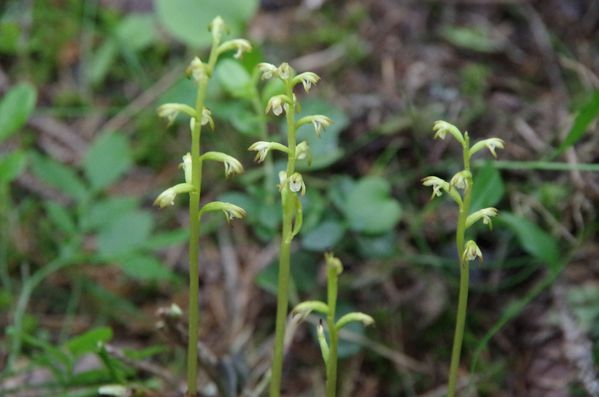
422;121;504;397
248;61;332;397
293;253;374;397
153;16;250;397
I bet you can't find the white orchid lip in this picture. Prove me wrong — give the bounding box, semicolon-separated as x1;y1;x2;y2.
288;172;306;196
296;115;333;137
200;151;244;177
293;72;320;92
466;207;499;229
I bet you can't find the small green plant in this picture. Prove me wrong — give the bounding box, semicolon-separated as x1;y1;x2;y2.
292;253;374;397
154;16;250;397
248;61;332;396
422;121;504;397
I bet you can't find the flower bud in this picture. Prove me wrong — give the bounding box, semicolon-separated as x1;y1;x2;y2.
432;120;465;144
325;252;343;275
466;207;498;229
154;183;194;208
422;176;450;198
293;71;320;92
297;114;333;137
288;172;306;195
180;153;192;183
201;108;214;130
265;95;290;116
335;312;375;331
469;137;505;158
450;170;472;190
248;141;289;163
208;16;227;42
199;201;246;222
186;57;207;83
218;38;252;59
463;240;483;263
295;141;310;161
157;103;197;126
201;151;243;177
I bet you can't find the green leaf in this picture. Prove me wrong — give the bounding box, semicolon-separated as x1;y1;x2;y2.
29;153;88;202
89;40;118;86
0;21;19;54
143;229;188;250
118;254;175;282
440;26;501;53
470;162;504;211
115;13;157;51
295;99;349;170
343;176;401;234
44;201;76;235
556;90;599;155
65;327;113;357
0;83;37;143
81;197;138;232
0;150;27;185
356;231;397;259
83;133;132;191
154;0;258;48
499;212;560;269
96;210;154;257
302;220;346;251
216;59;252;98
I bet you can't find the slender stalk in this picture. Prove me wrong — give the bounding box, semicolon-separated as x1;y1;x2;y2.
447;137;472;397
186;38;219;397
326;265;338;397
270;82;297;397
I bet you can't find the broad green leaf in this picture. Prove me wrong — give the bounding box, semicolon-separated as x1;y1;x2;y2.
89;40;118;86
83;133;132;191
96;210;154;257
470;162;504;211
499;212;560;269
115;13;157;51
65;327;113;357
81;197;138;232
154;0;258;48
302;220;346;251
44;201;76;235
0;83;37;142
118;254;175;281
556;90;599;155
0;21;19;54
216;59;252;98
343;176;401;234
295;99;349;170
29;153;88;202
0;150;27;184
143;229;188;250
356;231;397;259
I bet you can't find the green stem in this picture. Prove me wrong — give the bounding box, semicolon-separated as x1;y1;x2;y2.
326;266;338;397
447;137;472;397
186;38;219;397
270;81;297;397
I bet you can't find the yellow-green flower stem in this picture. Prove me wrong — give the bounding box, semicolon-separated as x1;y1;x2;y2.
269;80;298;397
250;69;275;204
447;135;472;397
326;264;339;397
186;37;221;397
